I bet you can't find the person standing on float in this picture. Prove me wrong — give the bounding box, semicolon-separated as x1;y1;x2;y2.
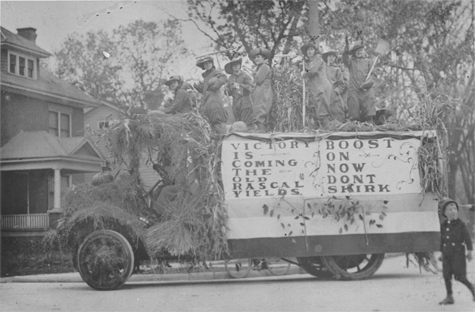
301;43;332;127
336;55;349;111
162;75;194;114
224;57;255;128
249;48;273;132
342;36;376;122
194;56;228;134
322;49;346;123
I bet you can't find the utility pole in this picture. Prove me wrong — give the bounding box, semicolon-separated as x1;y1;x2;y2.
308;0;320;43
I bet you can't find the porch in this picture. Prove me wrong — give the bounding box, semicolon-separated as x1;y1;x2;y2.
1;213;49;230
1;131;105;232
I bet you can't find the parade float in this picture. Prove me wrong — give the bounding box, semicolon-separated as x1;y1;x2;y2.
54;65;448;290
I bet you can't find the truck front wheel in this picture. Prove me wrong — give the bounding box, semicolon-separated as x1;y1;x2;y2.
77;230;134;290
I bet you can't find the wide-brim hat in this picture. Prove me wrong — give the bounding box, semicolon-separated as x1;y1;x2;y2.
300;43;319;57
249;48;271;61
322;49;338;62
224;57;243;75
196;56;214;69
349;39;364;55
439;199;459;217
164;75;182;86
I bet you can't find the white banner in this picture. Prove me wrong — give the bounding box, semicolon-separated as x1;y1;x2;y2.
222;132;425;200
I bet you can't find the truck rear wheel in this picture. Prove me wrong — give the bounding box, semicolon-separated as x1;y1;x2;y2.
297;257;333;278
322;253;384;280
77;230;134;290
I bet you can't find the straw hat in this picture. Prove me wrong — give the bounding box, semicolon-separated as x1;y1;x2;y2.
249;48;271;60
300;43;319;57
164;75;182;86
196;56;214;69
322;49;338;62
224;57;243;75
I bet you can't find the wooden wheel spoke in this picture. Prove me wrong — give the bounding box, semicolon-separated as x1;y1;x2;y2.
78;230;134;290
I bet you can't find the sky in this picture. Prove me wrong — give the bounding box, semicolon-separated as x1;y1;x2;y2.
1;0;215;78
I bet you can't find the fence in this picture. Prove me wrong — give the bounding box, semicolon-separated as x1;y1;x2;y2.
0;214;49;229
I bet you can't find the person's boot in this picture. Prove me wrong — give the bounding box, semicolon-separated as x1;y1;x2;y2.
439;295;454;305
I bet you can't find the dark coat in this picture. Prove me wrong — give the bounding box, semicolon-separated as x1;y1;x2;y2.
440;218;473;279
325;64;347;122
342;50;376;121
163;82;194;114
304;54;332;121
196;67;228;126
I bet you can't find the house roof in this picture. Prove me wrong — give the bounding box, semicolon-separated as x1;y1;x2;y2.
0;131;104;161
1;67;101;108
0;26;51;57
85;100;125;115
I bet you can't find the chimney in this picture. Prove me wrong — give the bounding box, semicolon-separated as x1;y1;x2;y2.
17;27;37;43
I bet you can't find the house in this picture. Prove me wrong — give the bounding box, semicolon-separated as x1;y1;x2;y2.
84;101;161;189
0;26;104;241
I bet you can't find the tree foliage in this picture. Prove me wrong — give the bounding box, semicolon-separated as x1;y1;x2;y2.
53;19;188;109
184;0;474;203
319;0;474;203
184;0;307;61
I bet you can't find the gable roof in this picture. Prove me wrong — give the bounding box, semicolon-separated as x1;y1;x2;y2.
0;131;104;161
85;100;125;115
0;26;51;57
1;67;101;108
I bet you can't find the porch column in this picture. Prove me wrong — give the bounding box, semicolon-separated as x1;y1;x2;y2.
49;168;62;229
54;168;61;211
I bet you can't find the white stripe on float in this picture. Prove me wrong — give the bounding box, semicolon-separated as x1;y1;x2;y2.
226;211;440;239
226;193;439;219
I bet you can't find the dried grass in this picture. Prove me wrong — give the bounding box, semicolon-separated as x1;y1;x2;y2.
89;112;227;260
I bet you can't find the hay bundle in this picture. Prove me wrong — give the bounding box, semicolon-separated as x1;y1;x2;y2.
58;175;149;249
103;111;228;260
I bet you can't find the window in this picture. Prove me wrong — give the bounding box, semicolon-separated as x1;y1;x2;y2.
9;53;16;73
19;57;25;76
98;120;110;130
49;111;71;137
27;59;34;78
8;51;36;79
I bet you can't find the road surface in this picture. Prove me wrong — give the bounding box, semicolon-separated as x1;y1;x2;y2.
1;255;474;312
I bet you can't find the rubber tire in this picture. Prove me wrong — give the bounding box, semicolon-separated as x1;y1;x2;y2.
224;259;252;278
77;230;134;290
266;258;291;276
297;257;333;278
322;253;384;280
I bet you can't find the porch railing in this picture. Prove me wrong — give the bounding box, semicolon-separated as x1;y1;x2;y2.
0;214;49;230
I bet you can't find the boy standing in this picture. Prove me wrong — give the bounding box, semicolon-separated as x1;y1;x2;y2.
439;199;475;305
